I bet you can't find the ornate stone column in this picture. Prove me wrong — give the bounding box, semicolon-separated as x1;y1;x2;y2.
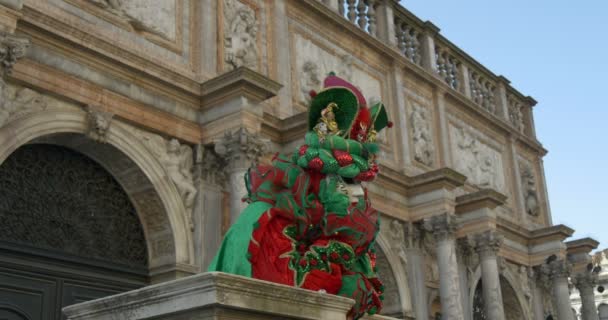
573;270;600;320
474;230;506;320
543;258;575;320
214;127;266;225
426;213;465;319
403;221;428;320
530;267;546;320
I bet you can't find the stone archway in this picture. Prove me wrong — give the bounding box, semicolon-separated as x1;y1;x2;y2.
374;232;413;318
0;105;196;280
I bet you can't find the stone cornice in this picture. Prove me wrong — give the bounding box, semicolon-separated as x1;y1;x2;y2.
455;189;507;214
404;167;467;196
530;224;575;245
566;238;600;255
262;111;307;144
200;67;282;108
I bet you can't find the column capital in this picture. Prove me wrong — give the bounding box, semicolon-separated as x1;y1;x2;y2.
572;267;599;291
214;127;268;170
199;145;228;187
0;32;29;80
403;221;425;250
425;213;458;242
474;230;503;257
541;257;572;281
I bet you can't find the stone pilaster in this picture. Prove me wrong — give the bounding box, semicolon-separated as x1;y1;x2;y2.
403;221;429;320
474;230;506;320
542;258;575;320
193;145;228;270
426;213;465;319
214;127;267;225
573;270;600;320
457;236;477;320
529;267;546;320
0;32;28;103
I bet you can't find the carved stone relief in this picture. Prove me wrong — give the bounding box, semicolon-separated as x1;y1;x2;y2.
450;123;506;192
86;0;177;40
410;103;435;167
507;95;525;134
223;0;258;71
124;124;197;229
0;85;80;128
518;158;540;217
86;106;114;143
294;34;382;105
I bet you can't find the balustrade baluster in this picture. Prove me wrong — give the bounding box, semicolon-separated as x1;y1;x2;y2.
365;0;377;36
357;0;368;29
347;0;357;23
338;0;345;16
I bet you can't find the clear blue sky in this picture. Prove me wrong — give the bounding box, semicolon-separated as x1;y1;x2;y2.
401;1;608;249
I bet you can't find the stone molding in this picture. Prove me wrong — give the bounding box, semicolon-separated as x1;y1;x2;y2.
63;272;355;320
405;167;467;196
455;188;507;214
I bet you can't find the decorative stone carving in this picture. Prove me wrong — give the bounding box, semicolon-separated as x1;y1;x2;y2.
86;0;177;40
214;127;268;169
508;95;525;133
200;145;228;187
294;34;382;108
410;103;434;166
223;0;258;71
457;235;478;274
474;230;503;257
0;86;48;127
519;159;540;217
425;213;458;242
300;61;322;103
85;106;114;143
129;126;197;228
0;32;29;108
451;124;505;192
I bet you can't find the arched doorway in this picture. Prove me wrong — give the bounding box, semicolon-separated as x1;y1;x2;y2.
0;143;149;319
472;276;527;320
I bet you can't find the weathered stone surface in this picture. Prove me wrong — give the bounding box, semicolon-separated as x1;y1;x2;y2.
63;272;355;320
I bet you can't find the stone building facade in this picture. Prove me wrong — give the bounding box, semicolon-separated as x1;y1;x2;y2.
0;0;601;319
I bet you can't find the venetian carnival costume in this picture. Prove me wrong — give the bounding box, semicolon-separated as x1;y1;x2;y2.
209;74;392;319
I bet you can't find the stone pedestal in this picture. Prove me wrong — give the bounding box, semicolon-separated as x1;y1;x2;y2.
63;272;354;320
474;230;506;320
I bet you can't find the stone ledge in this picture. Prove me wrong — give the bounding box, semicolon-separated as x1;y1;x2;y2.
405;167;467;196
201;67;282;108
566;237;600;255
455;188;507;214
63;272;354;320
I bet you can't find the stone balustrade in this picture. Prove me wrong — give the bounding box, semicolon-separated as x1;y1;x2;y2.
318;0;536;139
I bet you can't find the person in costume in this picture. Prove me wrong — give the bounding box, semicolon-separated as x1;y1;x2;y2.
209;73;392;320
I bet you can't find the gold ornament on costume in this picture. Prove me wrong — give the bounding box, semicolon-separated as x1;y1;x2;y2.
313;102;341;140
